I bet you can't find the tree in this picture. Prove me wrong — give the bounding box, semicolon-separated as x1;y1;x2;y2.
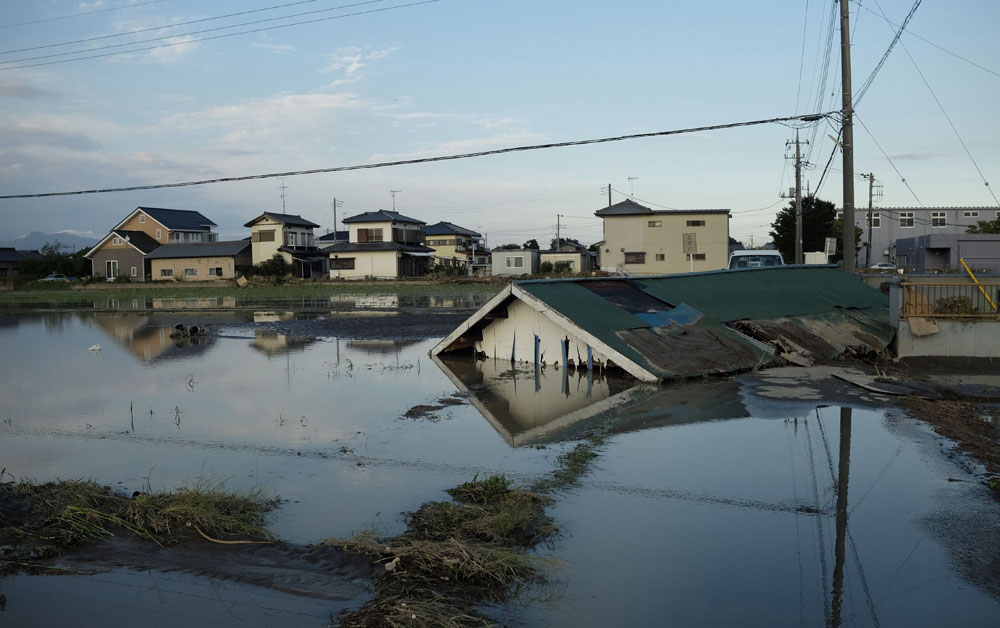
539;261;554;273
968;218;1000;234
495;243;521;250
257;253;291;282
728;236;745;251
769;197;837;262
831;219;863;263
548;237;581;250
522;239;539;250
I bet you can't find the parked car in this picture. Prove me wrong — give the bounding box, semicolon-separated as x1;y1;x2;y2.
728;250;784;269
870;263;896;270
39;273;70;282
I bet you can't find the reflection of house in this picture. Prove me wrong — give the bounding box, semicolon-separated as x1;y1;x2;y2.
85;207;218;281
346;339;422;355
251;329;316;356
539;241;593;274
146;241;252;281
327;210;434;279
491;249;539;277
245;212;326;278
595;199;729;274
423;222;488;271
93;314;216;362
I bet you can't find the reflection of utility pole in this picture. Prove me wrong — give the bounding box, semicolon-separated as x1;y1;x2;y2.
831;407;852;628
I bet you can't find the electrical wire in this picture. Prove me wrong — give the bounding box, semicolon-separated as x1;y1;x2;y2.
0;0;321;55
853;0;922;107
794;0;811;114
0;0;435;71
0;0;167;30
0;111;837;199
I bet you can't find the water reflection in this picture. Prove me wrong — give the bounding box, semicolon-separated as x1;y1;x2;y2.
94;313;217;363
251;329;317;356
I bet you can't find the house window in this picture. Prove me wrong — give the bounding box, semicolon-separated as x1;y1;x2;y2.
209;267;222;276
184;268;197;277
130;266;137;277
331;257;355;270
156;229;162;239
624;252;646;264
160;268;173;277
899;212;914;228
655;254;665;261
692;253;706;261
836;210;844;220
964;211;979;218
112;237;120;245
253;230;276;242
931;212;947;227
139;215;145;223
686;220;706;227
868;212;881;228
506;256;524;268
648;220;662;227
356;228;384;243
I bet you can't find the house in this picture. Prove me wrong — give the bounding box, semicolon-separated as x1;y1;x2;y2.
492;248;539;277
326;210;434;279
85;207;218;281
0;248;40;286
848;206;998;268
432;266;890;383
317;230;350;247
594;199;730;274
244;212;326;278
423;222;488;271
539;241;593;274
894;233;1000;272
146;241;252;281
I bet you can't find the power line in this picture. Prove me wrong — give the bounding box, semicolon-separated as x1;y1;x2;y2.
870;0;998;207
794;0;811;114
0;111;836;200
853;113;922;206
0;0;433;71
853;0;922;107
0;0;321;55
0;0;168;30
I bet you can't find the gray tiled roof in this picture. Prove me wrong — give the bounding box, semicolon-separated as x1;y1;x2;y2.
423;221;481;237
138;207;217;230
324;241;434;253
595;199;729;217
0;248;23;263
145;240;250;259
244;212;320;228
342;210;424;225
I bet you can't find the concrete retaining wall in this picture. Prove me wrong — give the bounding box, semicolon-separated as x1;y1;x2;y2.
897;319;1000;358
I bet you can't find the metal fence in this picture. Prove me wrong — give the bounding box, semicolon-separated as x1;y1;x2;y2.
900;282;1000;318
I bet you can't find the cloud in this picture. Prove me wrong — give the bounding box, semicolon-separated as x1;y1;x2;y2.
368;130;548;163
1;125;101;151
887;152;947;161
252;42;294;54
55;228;102;238
78;1;107;8
323;45;398;77
0;78;57;100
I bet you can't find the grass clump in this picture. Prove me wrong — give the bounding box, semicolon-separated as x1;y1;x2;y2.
327;474;557;626
0;477;278;574
532;434;606;493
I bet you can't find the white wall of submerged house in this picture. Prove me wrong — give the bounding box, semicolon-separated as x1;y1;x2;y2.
477;298;613;369
329;250;400;279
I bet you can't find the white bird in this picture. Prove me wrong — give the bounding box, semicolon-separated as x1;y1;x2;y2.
88;344;101;353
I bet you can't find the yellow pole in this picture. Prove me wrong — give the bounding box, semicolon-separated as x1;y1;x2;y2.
961;258;998;312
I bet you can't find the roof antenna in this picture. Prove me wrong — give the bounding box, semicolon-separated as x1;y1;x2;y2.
390;189;402;211
627;176;638;198
277;178;289;212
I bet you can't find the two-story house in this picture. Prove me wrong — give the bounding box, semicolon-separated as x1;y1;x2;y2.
244;212;327;278
85;207;218;281
595;199;730;274
847;206;1000;270
326;210;434;279
423;222;487;271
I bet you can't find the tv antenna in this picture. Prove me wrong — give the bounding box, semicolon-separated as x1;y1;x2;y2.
627;176;638;197
277;178;288;212
390;190;402;211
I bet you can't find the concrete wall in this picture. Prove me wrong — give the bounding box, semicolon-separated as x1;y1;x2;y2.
897;319;1000;358
91;246;147;281
150;255;245;281
853;207;998;266
329;250;399;279
477;299;613;369
492;250;538;276
599;213;728;273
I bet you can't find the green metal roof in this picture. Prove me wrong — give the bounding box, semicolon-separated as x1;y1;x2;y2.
634;266;888;322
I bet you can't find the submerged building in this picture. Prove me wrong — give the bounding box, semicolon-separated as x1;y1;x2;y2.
432;266;891;382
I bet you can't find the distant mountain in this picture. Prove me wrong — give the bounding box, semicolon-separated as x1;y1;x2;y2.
0;231;98;252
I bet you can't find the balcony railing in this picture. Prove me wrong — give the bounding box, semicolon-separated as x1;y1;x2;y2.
900;282;1000;318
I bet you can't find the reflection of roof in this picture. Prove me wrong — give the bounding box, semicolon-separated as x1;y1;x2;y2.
595;199;730;217
342;210;424;225
135;207;217;230
146;240;250;259
325;242;434;253
244;212;320;228
424;222;480;237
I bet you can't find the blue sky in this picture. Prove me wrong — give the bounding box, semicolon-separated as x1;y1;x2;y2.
1;0;998;247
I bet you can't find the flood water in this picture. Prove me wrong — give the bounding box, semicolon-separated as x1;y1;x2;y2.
1;311;998;627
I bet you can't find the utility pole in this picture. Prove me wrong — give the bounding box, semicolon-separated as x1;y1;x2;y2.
840;0;856;273
556;214;562;250
331;198;343;238
780;132;808;264
860;173;875;268
608;183;612;207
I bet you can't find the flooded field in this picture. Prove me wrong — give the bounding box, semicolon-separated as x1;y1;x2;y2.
1;310;998;627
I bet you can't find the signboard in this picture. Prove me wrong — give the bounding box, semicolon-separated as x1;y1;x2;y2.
682;233;697;255
825;237;837;255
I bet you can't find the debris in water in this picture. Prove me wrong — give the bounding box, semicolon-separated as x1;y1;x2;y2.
88;344;101;353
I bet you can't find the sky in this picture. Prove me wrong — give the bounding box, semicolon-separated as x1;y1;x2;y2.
1;0;998;247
